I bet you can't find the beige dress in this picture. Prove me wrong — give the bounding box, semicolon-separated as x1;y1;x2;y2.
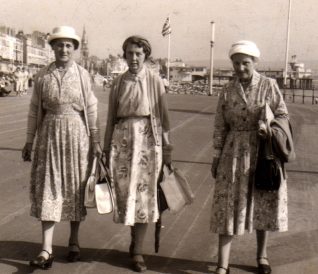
210;72;289;235
29;63;93;222
110;67;161;226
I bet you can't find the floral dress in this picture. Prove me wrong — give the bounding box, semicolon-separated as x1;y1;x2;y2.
210;72;289;235
109;67;161;226
30;63;91;222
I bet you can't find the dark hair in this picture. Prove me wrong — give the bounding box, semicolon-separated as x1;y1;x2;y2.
49;38;79;50
122;35;151;59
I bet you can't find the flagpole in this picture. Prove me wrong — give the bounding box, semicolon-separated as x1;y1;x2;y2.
283;0;292;87
167;31;171;83
209;21;215;96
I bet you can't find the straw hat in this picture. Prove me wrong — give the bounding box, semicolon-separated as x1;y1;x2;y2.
48;26;80;49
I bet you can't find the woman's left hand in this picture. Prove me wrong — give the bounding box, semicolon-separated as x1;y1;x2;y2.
93;142;103;159
163;152;172;167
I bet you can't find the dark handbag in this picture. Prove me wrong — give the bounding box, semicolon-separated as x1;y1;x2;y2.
255;156;281;191
255;136;281;191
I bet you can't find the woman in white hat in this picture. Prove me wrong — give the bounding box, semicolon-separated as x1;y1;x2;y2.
22;26;102;269
210;40;293;274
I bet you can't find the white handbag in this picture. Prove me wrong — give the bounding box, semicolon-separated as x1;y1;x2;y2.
160;165;194;213
96;159;114;214
84;157;98;208
84;157;114;214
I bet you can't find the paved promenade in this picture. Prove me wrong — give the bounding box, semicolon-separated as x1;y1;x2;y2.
0;87;318;274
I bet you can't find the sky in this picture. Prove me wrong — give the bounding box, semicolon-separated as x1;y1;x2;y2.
1;0;318;69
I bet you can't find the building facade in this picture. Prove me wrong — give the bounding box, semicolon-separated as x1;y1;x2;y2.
0;26;54;75
0;29;23;73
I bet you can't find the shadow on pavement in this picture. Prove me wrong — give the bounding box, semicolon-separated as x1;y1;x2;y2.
169;108;215;116
0;147;22;152
3;227;318;274
0;240;215;274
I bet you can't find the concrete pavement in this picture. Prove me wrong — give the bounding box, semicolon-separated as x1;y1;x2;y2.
0;87;318;274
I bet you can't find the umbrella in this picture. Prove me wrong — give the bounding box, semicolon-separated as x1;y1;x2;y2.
155;183;168;253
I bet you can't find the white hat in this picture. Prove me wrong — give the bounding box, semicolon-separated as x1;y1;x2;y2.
229;40;260;59
48;26;80;49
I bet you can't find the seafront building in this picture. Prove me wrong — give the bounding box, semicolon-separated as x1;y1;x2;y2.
0;25;55;76
0;24;313;90
0;26;23;73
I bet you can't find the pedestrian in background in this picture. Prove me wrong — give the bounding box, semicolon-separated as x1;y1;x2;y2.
22;66;29;95
14;67;24;96
0;74;12;97
103;35;173;272
210;40;293;274
22;26;102;270
102;77;108;91
161;74;169;93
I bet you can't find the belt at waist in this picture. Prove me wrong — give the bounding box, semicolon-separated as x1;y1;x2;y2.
230;128;257;132
116;115;150;122
45;105;82;115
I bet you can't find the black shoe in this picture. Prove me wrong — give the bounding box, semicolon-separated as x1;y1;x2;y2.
216;266;230;274
67;243;81;262
132;255;147;272
257;257;272;274
30;250;54;269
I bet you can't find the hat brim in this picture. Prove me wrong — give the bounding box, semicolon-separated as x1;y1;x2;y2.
48;34;80;49
229;50;260;59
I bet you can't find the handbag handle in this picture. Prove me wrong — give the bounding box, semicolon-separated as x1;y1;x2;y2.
98;158;111;183
90;157;98;176
163;164;173;177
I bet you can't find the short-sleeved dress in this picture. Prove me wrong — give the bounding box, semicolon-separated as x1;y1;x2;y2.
210;72;289;235
109;67;161;226
30;63;91;222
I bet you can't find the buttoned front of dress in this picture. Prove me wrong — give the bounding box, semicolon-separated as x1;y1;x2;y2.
117;67;150;118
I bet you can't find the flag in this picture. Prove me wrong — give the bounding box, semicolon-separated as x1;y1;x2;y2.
162;17;171;37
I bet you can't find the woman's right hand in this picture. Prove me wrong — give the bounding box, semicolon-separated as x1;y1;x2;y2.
258;120;268;139
211;157;220;179
22;143;33;162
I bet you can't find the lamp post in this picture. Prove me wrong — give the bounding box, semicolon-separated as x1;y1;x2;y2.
283;0;292;87
209;21;215;96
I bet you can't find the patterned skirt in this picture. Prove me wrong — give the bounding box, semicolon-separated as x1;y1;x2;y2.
110;117;162;226
210;130;288;235
30;112;91;222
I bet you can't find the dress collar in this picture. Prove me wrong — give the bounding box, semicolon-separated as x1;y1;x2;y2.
233;70;261;104
234;70;260;87
48;61;75;74
124;65;146;81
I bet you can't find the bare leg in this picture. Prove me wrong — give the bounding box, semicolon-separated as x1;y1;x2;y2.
66;221;81;262
256;230;272;273
131;223;148;272
69;221;81;251
133;223;148;259
216;234;233;274
256;230;269;263
39;221;55;258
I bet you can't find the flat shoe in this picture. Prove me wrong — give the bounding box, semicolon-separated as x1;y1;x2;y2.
132;255;147;273
67;243;81;262
30;250;54;269
215;266;230;274
132;261;147;272
257;257;271;274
